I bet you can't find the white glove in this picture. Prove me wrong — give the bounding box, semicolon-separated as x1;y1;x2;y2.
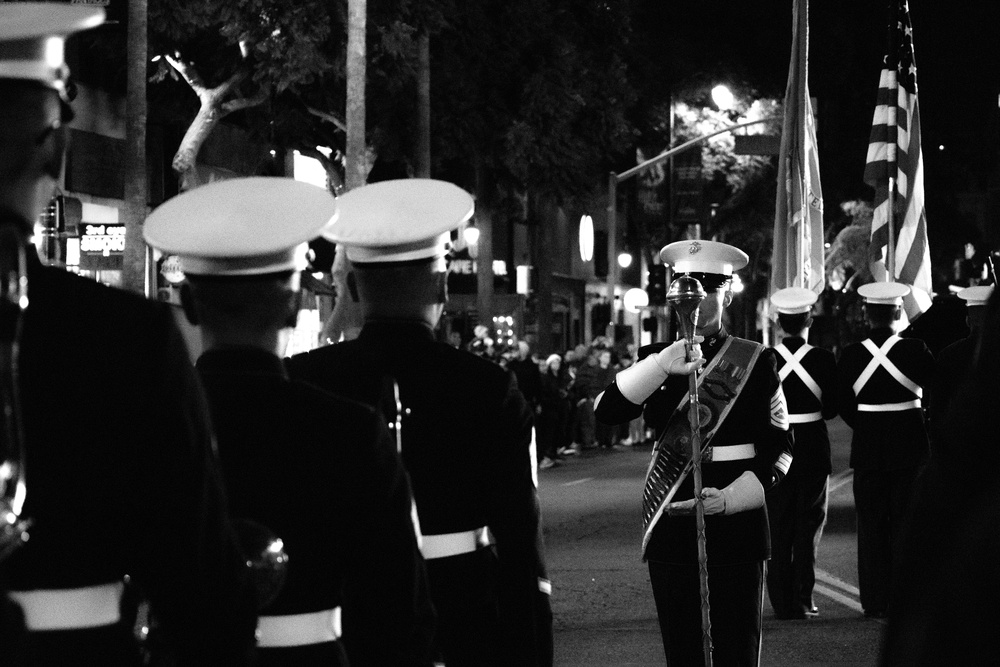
615;339;704;404
720;471;765;514
666;471;764;516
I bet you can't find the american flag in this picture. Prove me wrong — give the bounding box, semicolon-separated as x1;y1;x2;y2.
863;0;932;317
771;0;825;296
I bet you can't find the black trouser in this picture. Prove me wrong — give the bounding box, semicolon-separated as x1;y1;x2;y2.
648;560;764;666
853;467;919;615
765;470;828;616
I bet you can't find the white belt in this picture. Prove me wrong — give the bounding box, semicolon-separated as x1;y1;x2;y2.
7;582;124;631
788;411;822;424
257;607;342;648
707;443;755;462
421;526;491;560
858;399;921;412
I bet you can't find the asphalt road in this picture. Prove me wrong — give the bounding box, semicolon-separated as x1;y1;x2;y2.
538;417;886;666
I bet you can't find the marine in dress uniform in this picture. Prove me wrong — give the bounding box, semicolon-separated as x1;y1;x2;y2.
764;287;838;620
143;178;436;667
836;281;932;619
931;284;993;448
0;5;256;665
594;240;794;666
285;179;553;667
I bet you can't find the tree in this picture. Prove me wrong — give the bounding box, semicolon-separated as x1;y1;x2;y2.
149;0;338;190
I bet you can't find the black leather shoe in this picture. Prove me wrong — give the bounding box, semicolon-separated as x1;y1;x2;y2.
805;606;820;616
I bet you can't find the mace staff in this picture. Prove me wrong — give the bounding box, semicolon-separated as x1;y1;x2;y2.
666;275;713;666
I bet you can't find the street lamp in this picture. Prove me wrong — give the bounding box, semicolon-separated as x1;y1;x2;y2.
711;84;735;112
463;223;480;259
618;251;633;269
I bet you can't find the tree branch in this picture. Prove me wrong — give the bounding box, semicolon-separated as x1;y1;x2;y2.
306;105;347;134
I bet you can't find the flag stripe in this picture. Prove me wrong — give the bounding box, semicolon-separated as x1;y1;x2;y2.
863;0;932;317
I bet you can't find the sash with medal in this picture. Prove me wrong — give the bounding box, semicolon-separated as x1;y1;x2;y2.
641;336;763;558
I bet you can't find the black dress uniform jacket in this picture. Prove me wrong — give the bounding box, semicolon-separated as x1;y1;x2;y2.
837;326;932;616
837;327;932;473
1;247;256;666
595;330;794;566
196;348;435;667
595;329;792;665
765;336;837;618
286;320;553;667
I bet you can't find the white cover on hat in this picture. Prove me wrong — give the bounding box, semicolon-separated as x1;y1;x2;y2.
858;281;910;305
323;179;474;264
958;284;994;307
770;286;818;315
0;3;105;90
143;177;338;276
658;240;749;276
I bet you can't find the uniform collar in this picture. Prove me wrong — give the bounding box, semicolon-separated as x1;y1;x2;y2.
702;327;730;357
359;318;436;344
197;347;287;378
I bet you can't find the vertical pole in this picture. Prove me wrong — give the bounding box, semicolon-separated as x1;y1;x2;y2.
606;173;618;340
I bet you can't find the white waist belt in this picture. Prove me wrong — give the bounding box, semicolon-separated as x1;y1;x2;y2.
421;526;490;560
8;581;124;631
257;607;342;647
858;399;921;412
788;411;822;424
708;443;755;462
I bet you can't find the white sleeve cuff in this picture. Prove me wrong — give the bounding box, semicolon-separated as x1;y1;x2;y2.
615;355;669;404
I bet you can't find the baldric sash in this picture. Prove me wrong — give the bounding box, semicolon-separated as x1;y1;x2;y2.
641;336;764;558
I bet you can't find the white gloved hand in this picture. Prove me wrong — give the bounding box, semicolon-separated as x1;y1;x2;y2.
666;471;764;516
720;471;765;515
615;338;705;404
653;338;704;376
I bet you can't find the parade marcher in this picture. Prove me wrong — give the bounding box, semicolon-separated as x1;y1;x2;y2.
143;177;436;667
837;281;933;619
765;287;838;620
0;5;256;664
595;240;794;666
286;179;553;667
881;287;1000;665
931;284;993;443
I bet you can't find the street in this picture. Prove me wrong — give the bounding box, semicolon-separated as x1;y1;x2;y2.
538;417;885;666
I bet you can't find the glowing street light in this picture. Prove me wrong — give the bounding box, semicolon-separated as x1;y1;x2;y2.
617;251;633;269
711;84;735;112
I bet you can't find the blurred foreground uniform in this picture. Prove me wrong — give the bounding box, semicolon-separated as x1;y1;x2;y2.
931;285;993;449
595;241;793;666
837;282;932;619
287;179;553;667
0;5;255;664
765;288;838;620
143;178;435;666
882;287;1000;665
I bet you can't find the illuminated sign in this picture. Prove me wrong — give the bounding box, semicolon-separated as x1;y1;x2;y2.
78;223;125;270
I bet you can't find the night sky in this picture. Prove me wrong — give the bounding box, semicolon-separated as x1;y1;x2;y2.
652;0;1000;250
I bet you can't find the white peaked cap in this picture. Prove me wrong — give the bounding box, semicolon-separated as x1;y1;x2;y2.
0;3;105;94
858;281;911;305
957;284;994;307
659;239;749;276
770;287;818;315
323;179;475;264
143;177;338;277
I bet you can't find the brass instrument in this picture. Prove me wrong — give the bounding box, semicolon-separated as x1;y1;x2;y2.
665;275;713;666
0;224;31;564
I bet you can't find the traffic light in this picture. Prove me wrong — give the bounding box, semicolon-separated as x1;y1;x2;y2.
646;264;667;306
